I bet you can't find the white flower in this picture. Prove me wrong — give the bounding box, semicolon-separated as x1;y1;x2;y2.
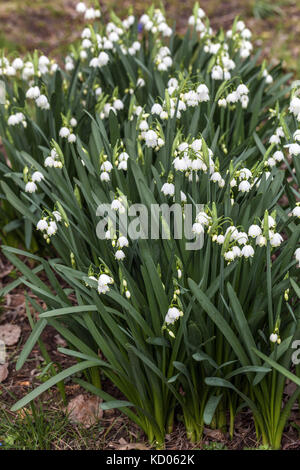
101;161;113;172
59;127;70;138
68;133;76;143
239;180;251;192
36;94;50;110
239;168;252;179
6;66;16;76
173;157;188;172
197;84;209;101
89;57;99;68
236;232;248;245
139;120;149;132
100;171;110;182
241;245;254;258
118;236;129;248
70;118;77;127
98;274;113;286
184;90;199;107
218;98;227;108
8;115;18;126
76;2;87;13
240;95;249;108
25;181;37;193
97;273;113;294
36;219;48;231
236;84;249;96
225;226;239;240
293;130;300;141
31;171;44;182
232;246;242;258
289;97;300;119
265;74;273;84
266;216;276;228
8;112;25;126
295;248;300;267
47;221;57;236
97;283;110;295
98;51;109;67
210;172;221;183
81;27;91;39
165;307;182;325
115;249;125;261
224;251;235;262
44;156;55;167
119;152;129;162
273;150;284;162
270;233;283;247
65;60;74;70
248;225;261;238
105;230;111;240
285;143;300;156
53;211;62;222
39;55;49;67
192;223;204;235
168;78;178;89
256;235;267;247
113;99;124;111
161;182;175;196
292;206;300;218
151;103;163;115
276;127;284;138
211;65;223;80
144;130;158;148
216;235;225;244
269;134;280;144
227;91;239;104
12;58;24;70
26;86;40;99
160;111;168;120
270;333;278;343
118;160;127;171
190;139;202;152
180;191;187;202
111;199;125;213
196;212;211;226
137;78;145;88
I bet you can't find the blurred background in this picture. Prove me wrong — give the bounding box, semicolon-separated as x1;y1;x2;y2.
0;0;299;74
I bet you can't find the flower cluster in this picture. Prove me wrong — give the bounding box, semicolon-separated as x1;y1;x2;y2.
36;210;61;242
24;170;44;194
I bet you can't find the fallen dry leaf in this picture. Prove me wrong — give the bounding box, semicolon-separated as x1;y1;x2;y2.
203;427;226;441
116;443;149;450
17;381;30;387
0;363;9;383
17;408;32;420
67;394;103;428
0;324;21;346
112;438;149;450
54;334;67;347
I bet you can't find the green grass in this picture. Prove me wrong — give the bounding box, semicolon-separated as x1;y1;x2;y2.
0;398;104;450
